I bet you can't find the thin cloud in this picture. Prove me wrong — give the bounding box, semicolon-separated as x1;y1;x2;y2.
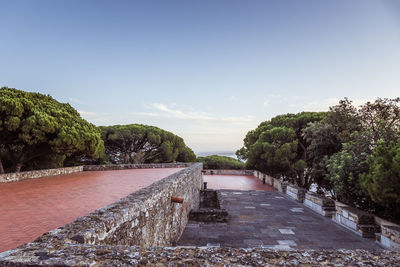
69;97;85;105
146;103;255;123
151;103;214;120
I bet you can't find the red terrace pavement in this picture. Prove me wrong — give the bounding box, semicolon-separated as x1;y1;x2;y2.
203;174;275;191
0;168;183;253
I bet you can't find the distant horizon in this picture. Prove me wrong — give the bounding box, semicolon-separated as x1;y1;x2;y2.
1;0;399;152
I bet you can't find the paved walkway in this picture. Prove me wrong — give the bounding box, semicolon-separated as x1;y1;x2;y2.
178;190;381;250
204;174;275;191
0;168;182;252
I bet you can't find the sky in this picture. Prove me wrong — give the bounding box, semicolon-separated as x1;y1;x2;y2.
1;0;399;153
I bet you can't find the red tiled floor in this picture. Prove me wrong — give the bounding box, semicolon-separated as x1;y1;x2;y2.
204;174;275;191
0;168;182;252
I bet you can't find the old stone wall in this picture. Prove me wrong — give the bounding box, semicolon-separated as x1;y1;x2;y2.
202;169;255;175
0;163;193;183
32;163;202;248
83;163;193;171
1;243;399;266
0;166;83;183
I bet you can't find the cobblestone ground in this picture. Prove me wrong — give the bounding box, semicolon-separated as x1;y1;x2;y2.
178;190;382;250
0;168;182;252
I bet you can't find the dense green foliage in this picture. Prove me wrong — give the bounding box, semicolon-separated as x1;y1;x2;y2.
324;136;374;211
196;155;244;170
0;87;104;173
303;98;400;219
100;124;196;164
237;112;326;188
239;97;400;222
361;139;400;221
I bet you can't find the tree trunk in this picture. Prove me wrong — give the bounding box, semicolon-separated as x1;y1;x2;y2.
14;153;26;173
0;158;4;174
123;153;130;164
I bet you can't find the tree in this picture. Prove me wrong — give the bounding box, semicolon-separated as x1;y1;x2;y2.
325;134;375;210
303;122;341;192
303;99;361;191
100;124;195;164
237;112;326;188
0;87;104;173
303;97;400;193
358;97;400;145
361;139;400;222
196;155;244;170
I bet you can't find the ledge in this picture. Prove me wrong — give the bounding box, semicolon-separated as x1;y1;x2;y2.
304;192;335;217
333;205;379;238
272;178;287;193
377;225;400;252
0;166;83;183
202;169;255;176
286;184;306;203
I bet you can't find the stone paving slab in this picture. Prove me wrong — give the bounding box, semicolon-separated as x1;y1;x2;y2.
178;190;382;250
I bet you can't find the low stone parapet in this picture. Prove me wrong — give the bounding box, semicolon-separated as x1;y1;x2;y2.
0;166;83;183
83;163;193;171
333;205;379;238
0;163;192;183
377;225;400;252
303;192;335;217
272;178;287;193
262;174;274;187
202;169;255;176
286;184;306;202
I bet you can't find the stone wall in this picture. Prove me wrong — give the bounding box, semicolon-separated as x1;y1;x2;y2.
0;166;83;183
31;163;202;248
379;225;400;251
333;204;379;238
202;169;255;175
0;163;193;183
286;184;306;203
83;163;193;171
304;192;335;217
1;244;399;266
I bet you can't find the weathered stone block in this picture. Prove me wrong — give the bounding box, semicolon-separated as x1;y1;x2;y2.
333;205;379;238
264;174;274;187
273;178;286;193
286;185;306;203
376;233;400;252
304;192;335;217
382;225;400;244
335;205;375;225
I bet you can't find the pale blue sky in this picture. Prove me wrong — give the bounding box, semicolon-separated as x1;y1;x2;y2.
1;0;399;152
